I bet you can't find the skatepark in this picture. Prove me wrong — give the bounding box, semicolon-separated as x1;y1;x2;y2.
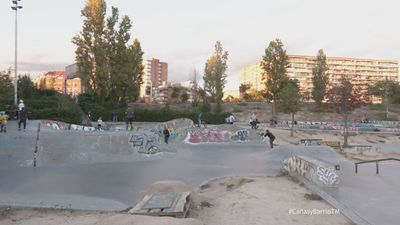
0;118;399;225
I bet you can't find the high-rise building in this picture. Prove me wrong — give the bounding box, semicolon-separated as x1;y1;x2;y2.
239;55;399;102
65;63;83;96
140;58;168;100
239;61;265;91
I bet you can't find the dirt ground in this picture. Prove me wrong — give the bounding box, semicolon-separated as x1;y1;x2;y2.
0;176;353;225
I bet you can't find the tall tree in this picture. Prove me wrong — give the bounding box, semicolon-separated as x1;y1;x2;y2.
203;41;229;105
129;39;145;102
276;79;301;137
72;0;143;104
368;79;399;120
262;39;290;116
326;75;366;147
311;49;329;106
0;70;14;107
18;75;35;99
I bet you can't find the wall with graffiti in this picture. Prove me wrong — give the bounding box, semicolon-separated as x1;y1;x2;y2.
185;128;250;144
282;155;340;187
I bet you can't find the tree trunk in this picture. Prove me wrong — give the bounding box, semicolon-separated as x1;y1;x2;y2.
343;113;349;147
291;112;294;137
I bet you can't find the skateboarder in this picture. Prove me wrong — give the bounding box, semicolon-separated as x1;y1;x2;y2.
163;126;170;144
125;107;134;131
264;129;275;148
18;107;27;131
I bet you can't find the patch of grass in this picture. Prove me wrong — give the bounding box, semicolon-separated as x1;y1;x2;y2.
200;201;213;208
304;193;323;201
232;108;243;113
368;104;385;111
237;102;248;106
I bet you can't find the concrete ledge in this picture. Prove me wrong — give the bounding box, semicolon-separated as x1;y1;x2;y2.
282;155;340;187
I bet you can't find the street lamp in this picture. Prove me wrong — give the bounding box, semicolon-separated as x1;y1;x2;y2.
11;0;22;106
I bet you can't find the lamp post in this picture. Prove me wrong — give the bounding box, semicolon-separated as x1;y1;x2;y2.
11;0;22;106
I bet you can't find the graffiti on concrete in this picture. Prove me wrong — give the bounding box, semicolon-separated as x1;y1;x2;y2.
282;155;339;187
43;120;68;130
129;133;161;154
43;120;96;131
316;166;339;186
231;130;249;142
185;128;231;144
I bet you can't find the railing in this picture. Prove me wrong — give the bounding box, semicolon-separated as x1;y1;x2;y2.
355;158;400;174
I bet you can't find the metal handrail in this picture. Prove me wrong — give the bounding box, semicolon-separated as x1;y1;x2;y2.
355;158;400;174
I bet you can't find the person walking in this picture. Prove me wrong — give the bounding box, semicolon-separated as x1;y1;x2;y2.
125;107;134;131
18;107;28;131
112;111;117;123
264;129;275;149
97;117;103;130
163;126;170;144
17;99;25;120
197;113;203;128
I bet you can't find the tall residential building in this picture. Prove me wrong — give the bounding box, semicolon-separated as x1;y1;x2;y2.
239;55;399;101
140;58;168;100
34;71;66;93
239;61;265;91
65;63;83;96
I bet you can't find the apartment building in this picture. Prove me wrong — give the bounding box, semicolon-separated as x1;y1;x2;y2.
239;61;265;91
239;55;399;101
140;58;168;100
34;71;66;93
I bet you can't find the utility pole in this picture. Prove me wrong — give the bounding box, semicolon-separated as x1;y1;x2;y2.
11;0;23;105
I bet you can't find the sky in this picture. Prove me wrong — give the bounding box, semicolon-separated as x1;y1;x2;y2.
1;0;400;90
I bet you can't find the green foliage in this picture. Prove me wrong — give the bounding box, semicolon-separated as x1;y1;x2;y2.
0;70;14;109
277;79;301;114
18;75;35;100
203;41;229;103
171;87;181;98
262;38;290;115
180;92;189;103
311;49;329;105
72;0;144;104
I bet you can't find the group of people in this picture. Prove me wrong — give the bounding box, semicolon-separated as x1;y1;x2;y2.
0;100;28;133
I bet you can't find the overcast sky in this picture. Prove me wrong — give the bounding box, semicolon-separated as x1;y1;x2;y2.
0;0;399;90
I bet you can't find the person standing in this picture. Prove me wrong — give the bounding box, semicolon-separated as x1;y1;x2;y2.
17;99;25;120
112;111;117;123
0;112;8;133
97;117;103;130
264;129;275;149
197;113;203;128
250;113;258;129
163;126;170;144
125;107;134;131
18;107;28;131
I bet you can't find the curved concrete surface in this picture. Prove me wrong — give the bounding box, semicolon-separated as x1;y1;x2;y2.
1;120;400;225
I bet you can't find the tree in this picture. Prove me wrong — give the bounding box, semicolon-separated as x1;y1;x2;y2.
0;70;13;108
72;0;143;105
276;79;301;137
368;79;399;120
326;75;366;147
311;49;329;106
203;41;229;105
262;39;290;116
180;92;189;103
18;75;35;99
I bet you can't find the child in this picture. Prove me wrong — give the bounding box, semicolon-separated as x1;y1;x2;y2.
0;112;8;133
97;117;103;130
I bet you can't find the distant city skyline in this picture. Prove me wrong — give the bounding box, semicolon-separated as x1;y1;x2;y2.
1;0;400;90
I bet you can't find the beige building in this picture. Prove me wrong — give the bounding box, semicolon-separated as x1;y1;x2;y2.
239;61;265;91
140;58;168;100
34;71;66;93
240;55;399;101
